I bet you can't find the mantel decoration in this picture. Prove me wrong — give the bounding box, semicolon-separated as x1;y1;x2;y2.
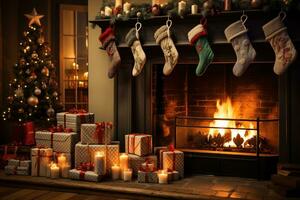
96;0;299;22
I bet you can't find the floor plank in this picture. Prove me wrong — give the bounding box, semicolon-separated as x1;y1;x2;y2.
1;189;38;200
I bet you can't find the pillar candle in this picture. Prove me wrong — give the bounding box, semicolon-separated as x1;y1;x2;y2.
50;163;60;179
111;164;121;180
57;154;66;168
178;1;187;14
61;165;70;178
158;170;168;184
119;153;128;171
104;6;113;17
115;0;122;8
191;4;198;14
123;2;131;13
94;151;106;175
47;161;54;177
123;168;132;182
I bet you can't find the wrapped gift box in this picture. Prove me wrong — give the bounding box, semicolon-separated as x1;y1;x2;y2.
8;159;20;167
81;123;112;144
35;131;77;153
20;160;31;168
162;150;184;178
57;112;94;133
16;166;30;176
4;165;17;175
69;169;101;182
125;134;152;156
31;148;53;177
128;154;157;176
137;171;158;183
75;143;119;174
154;146;168;169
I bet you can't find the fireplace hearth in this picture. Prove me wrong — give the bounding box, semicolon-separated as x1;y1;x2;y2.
92;10;300;180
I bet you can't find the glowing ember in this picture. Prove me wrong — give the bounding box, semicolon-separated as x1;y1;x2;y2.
208;97;257;148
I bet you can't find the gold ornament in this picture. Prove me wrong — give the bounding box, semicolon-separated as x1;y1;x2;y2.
27;96;39;106
31;51;39;60
250;0;262;8
24;46;30;53
152;5;160;16
7;96;14;103
37;36;45;45
24;8;44;26
41;67;49;76
42;83;47;89
52;91;58;97
47;107;55;117
30;72;37;80
19;58;26;65
18;108;25;114
34;88;41;96
203;0;214;9
15;88;24;97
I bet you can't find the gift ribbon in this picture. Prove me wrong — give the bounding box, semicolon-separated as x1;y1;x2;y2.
158;145;175;170
79;171;85;180
48;126;73;148
32;148;52;176
127;134;151;155
94;122;105;144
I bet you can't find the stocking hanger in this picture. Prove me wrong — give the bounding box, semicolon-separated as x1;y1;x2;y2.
135;20;142;40
240;10;248;25
166;15;172;38
279;10;286;21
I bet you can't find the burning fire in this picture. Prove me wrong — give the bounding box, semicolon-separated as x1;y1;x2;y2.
208;97;257;148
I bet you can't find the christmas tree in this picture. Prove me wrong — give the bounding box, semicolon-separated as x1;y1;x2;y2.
2;8;60;123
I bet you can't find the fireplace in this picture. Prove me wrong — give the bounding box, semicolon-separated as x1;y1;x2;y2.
92;10;300;180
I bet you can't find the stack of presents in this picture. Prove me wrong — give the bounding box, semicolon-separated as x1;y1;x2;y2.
2;110;184;184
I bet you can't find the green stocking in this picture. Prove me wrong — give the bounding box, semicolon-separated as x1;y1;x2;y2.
194;37;214;76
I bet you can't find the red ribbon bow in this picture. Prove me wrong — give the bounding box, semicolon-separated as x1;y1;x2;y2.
77;162;94;172
49;125;73;133
68;108;87;114
94;122;105;144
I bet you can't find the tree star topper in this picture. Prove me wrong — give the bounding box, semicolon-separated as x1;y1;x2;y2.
25;8;44;26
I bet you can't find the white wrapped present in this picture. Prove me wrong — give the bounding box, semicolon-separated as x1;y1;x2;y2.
8;159;20;167
69;169;101;182
35;131;78;153
125;134;152;156
16;166;30;176
31;148;53;177
81;122;112;144
75;143;119;174
20;160;31;168
137;171;158;183
57;112;94;132
128;154;157;176
4;165;17;175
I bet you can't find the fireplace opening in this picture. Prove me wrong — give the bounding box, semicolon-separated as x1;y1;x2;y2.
152;63;279;156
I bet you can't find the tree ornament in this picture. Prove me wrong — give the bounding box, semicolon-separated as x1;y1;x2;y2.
27;95;39;106
203;0;214;10
31;51;39;60
7;96;14;103
42;82;47;89
30;72;37;80
19;58;26;66
24;8;44;26
52;91;58;97
137;12;142;18
37;36;45;45
34;87;42;96
250;0;262;8
18;108;25;114
15;87;24;97
152;5;160;16
47;107;55;117
41;67;49;76
24;46;30;53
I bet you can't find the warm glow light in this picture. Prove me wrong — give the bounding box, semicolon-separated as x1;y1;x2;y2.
208;97;256;148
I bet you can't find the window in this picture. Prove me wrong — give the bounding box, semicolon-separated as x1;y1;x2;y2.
59;5;88;110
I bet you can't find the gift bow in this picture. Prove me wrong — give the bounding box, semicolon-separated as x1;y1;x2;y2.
49;125;73;133
139;158;156;172
68;108;87;114
77;162;94;172
94;122;105;143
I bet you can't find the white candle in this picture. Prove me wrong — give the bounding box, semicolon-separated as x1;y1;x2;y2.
119;153;128;171
158;170;168;184
123;2;131;13
178;1;187;14
50;163;60;179
191;4;198;14
61;165;70;178
104;6;113;17
111;164;121;180
115;0;122;8
94;151;106;175
123;168;132;182
57;154;66;168
47;161;54;177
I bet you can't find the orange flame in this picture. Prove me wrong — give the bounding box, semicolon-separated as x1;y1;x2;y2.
208;97;256;147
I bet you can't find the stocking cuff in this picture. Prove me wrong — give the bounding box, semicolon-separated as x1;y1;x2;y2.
99;27;114;43
190;31;207;45
154;25;167;40
262;16;287;40
155;30;169;44
102;34;115;49
224;20;248;42
188;24;207;44
125;28;138;47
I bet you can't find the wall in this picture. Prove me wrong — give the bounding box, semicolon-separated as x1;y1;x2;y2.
88;0;114;123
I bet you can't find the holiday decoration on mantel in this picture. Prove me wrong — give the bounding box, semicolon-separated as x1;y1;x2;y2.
96;0;299;22
2;8;60;124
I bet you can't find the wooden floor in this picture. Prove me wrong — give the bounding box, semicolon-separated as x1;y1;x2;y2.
0;186;133;200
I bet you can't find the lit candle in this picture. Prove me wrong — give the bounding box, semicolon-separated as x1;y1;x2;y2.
178;1;187;14
47;161;54;177
115;0;122;8
94;151;106;175
123;168;132;182
57;154;66;168
158;170;168;184
119;153;128;171
50;163;60;179
104;6;113;17
61;165;70;178
111;164;121;180
123;2;131;13
191;4;198;14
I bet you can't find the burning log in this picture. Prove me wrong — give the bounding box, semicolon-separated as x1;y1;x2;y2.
233;134;244;148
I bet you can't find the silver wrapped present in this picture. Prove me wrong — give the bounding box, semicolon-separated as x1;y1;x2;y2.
20;160;31;168
81;123;112;144
125;134;152;156
57;112;94;133
16;166;30;176
8;159;20;167
137;171;158;183
69;169;101;182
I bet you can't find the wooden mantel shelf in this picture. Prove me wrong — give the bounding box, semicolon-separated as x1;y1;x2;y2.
89;10;300;48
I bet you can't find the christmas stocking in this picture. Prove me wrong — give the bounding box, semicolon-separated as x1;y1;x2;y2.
125;28;146;76
224;19;256;77
154;24;178;76
99;27;121;78
188;24;214;76
262;13;297;75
